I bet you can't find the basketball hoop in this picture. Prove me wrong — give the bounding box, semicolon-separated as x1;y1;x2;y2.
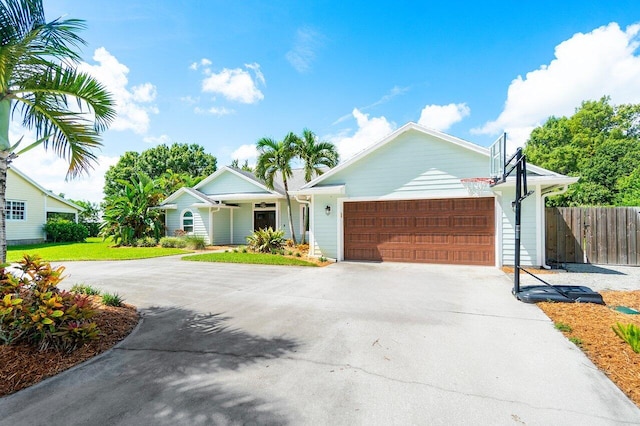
460;177;494;197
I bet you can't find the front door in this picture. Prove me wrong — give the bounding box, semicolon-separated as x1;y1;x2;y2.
254;210;276;231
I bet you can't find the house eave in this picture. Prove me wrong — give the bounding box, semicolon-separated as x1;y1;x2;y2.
290;185;346;195
491;176;579;188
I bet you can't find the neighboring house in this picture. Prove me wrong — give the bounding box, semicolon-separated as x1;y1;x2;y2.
158;122;577;267
6;167;83;245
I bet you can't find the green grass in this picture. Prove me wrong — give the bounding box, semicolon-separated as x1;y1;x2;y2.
183;251;318;266
554;322;572;332
7;237;188;262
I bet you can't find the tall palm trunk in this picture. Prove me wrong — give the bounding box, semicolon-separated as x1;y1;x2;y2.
0;153;7;264
0;99;11;264
283;179;297;245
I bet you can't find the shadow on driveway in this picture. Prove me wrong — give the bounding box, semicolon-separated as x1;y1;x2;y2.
0;307;299;426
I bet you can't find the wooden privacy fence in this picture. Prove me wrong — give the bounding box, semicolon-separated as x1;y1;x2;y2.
546;207;640;266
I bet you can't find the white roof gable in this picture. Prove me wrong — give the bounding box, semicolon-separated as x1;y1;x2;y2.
302;122;566;189
9;167;83;211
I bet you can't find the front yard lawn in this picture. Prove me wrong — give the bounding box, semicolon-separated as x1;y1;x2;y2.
7;237;188;262
183;251;318;266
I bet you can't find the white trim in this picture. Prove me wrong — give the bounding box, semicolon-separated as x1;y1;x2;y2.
339;192;495;203
162;187;214;205
202;193;282;201
310;195;315;256
209;208;214;245
337;197;345;261
535;185;543;267
5;199;27;221
290;185;346;196
494;191;503;267
180;209;194;234
230;208;234;244
190;203;238;209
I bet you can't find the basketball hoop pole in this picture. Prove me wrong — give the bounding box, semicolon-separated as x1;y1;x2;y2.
514;149;523;295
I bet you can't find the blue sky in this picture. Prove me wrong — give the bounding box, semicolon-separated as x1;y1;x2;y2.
10;1;640;202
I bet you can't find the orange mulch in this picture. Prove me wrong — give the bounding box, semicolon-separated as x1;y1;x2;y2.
538;291;640;407
0;299;139;397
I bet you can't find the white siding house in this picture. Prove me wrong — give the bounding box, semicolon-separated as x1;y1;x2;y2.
6;167;82;245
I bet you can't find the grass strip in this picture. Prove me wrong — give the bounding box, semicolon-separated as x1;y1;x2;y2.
183;251;317;266
7;238;187;262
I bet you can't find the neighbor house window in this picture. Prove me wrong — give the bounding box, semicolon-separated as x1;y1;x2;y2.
181;210;194;233
5;200;26;221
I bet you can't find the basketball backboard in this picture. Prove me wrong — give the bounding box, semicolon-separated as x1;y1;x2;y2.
489;132;507;184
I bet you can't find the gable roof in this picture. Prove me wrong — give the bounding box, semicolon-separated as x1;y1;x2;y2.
194;166;282;195
160;186;222;206
9;167;83;211
301;122;566;189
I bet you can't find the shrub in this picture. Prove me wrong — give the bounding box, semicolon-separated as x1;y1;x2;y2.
102;292;124;307
246;227;285;253
613;323;640;353
135;236;157;247
319;256;327;262
295;252;301;258
183;235;206;250
173;229;187;237
0;255;99;351
43;218;89;243
70;284;101;296
159;237;187;248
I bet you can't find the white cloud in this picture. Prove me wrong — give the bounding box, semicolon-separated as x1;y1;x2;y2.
286;27;325;73
189;58;212;71
328;109;395;161
180;95;199;105
333;86;410;125
194;106;235;116
418;103;470;131
142;134;171;145
201;63;265;104
474;22;640;149
230;144;258;163
79;47;158;134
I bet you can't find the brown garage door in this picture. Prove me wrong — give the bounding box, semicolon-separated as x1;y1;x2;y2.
343;198;495;265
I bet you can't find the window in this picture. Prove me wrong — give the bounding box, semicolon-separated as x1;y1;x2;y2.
181;210;194;233
6;200;26;221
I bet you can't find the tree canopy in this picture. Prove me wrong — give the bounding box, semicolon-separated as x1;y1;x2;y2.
104;143;217;198
524;97;640;206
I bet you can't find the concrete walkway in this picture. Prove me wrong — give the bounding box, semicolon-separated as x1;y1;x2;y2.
1;258;639;425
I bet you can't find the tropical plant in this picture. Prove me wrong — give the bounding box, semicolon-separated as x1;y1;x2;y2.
0;254;99;351
101;292;124;307
100;172;164;246
613;322;640;353
183;235;206;250
0;0;116;263
246;227;285;253
230;158;253;172
159;236;187;248
295;128;339;243
255;133;298;244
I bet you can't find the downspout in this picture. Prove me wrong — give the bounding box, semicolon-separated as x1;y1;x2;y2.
294;195;311;245
540;184;570;269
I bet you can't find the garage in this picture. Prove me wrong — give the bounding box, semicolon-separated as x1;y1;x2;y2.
343;197;495;265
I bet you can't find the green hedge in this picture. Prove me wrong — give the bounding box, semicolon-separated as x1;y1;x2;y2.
43;219;89;243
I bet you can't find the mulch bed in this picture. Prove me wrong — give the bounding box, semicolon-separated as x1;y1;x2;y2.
0;300;139;397
538;291;640;407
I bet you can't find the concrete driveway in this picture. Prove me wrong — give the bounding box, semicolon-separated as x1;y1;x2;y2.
1;258;639;425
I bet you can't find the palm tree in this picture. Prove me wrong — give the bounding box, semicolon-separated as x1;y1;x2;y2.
0;0;115;262
255;133;298;244
296;128;339;244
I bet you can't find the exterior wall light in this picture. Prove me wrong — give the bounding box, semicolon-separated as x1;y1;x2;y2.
325;205;331;215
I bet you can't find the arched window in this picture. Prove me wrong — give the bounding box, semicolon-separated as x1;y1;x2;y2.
181;210;194;233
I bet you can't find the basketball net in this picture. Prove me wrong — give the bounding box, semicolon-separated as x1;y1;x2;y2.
460;177;493;197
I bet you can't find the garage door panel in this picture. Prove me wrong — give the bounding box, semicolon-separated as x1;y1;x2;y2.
344;198;495;266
